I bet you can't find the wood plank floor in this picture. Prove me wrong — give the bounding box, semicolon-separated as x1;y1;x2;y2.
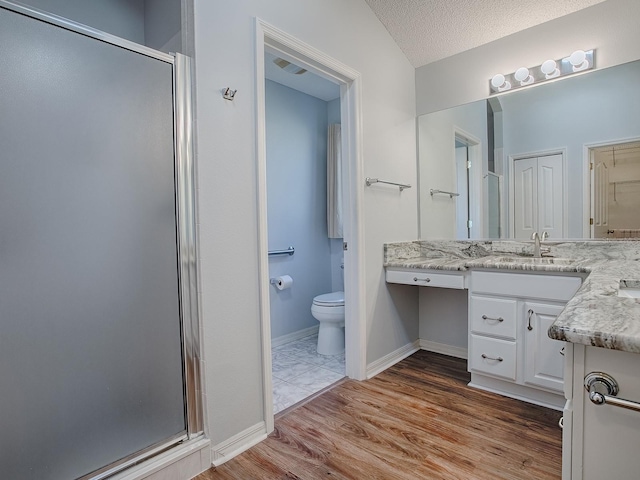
196;351;562;479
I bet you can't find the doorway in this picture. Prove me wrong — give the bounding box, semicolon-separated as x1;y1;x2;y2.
590;140;640;238
264;49;345;413
255;20;365;432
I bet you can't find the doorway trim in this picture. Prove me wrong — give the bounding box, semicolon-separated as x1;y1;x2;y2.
507;148;568;238
254;19;366;434
582;136;640;238
452;127;482;239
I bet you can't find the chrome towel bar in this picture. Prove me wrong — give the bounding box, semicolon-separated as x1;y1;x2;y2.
584;372;640;413
268;246;295;257
365;177;411;191
430;189;460;198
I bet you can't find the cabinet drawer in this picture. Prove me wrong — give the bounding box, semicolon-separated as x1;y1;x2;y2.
471;271;581;302
385;269;465;289
470;296;517;339
469;335;517;381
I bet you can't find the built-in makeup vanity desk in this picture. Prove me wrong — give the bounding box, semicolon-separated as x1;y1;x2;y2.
384;240;640;480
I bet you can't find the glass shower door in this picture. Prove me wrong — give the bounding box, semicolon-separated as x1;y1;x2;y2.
0;5;188;479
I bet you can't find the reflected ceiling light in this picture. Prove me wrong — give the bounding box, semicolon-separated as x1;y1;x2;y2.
489;49;594;95
568;49;589;72
540;59;560;79
514;67;534;86
491;73;511;92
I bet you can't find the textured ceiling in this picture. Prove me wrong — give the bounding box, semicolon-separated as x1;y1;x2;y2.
364;0;607;67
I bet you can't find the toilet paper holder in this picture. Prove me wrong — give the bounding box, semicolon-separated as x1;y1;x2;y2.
270;275;293;290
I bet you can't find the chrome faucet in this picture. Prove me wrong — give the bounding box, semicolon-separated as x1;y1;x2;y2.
531;231;549;258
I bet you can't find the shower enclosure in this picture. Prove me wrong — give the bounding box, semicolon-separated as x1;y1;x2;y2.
0;2;202;479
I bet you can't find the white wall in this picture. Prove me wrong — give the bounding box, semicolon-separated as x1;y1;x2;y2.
265;80;332;339
416;0;640;115
21;0;145;44
500;60;640;238
143;0;181;52
419;288;468;350
193;0;417;448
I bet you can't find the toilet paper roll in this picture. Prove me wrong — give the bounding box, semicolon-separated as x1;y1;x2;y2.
275;275;293;291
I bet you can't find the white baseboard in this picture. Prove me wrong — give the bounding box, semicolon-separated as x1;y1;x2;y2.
271;325;319;348
469;373;565;411
366;340;420;379
211;421;267;467
419;339;468;360
112;437;211;480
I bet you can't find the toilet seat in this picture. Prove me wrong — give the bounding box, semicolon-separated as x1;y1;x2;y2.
312;291;344;306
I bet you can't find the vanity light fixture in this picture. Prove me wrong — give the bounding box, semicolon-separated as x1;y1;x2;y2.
514;67;534;86
489;49;595;95
540;59;560;79
567;49;590;72
491;73;511;92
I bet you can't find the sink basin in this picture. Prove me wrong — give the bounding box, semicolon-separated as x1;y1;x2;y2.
618;280;640;298
491;256;576;265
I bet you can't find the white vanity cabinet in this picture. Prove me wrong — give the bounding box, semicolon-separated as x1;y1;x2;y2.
468;271;582;408
523;301;566;392
564;344;640;479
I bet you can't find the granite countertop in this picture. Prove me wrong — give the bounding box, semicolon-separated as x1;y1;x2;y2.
384;240;640;354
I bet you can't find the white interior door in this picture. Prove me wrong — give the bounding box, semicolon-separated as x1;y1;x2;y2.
513;154;564;239
455;145;470;238
514;157;538;239
537;154;564;238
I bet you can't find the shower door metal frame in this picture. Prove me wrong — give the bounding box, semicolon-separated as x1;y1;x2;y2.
0;1;204;477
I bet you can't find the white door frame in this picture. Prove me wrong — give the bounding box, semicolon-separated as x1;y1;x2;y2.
453;127;483;239
254;19;366;434
508;148;568;238
582;136;640;238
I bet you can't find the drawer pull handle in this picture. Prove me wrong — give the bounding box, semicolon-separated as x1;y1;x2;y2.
481;315;504;323
481;354;503;362
527;309;534;331
584;372;640;413
413;277;431;283
560;347;565;356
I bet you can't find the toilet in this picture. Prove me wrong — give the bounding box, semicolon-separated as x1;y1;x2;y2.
311;291;345;355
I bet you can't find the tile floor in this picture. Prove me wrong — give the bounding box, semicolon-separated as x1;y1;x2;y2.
272;334;345;414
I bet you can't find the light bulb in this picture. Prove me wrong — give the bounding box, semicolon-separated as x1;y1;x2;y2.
569;50;589;71
541;59;560;79
491;74;506;89
514;67;534;86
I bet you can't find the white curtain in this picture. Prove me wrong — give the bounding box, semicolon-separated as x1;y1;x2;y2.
327;123;343;238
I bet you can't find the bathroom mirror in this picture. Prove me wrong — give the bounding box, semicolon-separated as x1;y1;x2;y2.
418;59;640;240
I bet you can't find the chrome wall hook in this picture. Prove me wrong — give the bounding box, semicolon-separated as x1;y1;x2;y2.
222;88;237;101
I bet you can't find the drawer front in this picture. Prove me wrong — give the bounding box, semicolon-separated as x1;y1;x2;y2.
385;269;465;289
470;296;517;339
469;334;517;381
471;270;581;302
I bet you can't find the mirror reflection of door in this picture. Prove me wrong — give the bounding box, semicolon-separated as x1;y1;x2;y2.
591;141;640;238
513;153;564;239
455;137;471;239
